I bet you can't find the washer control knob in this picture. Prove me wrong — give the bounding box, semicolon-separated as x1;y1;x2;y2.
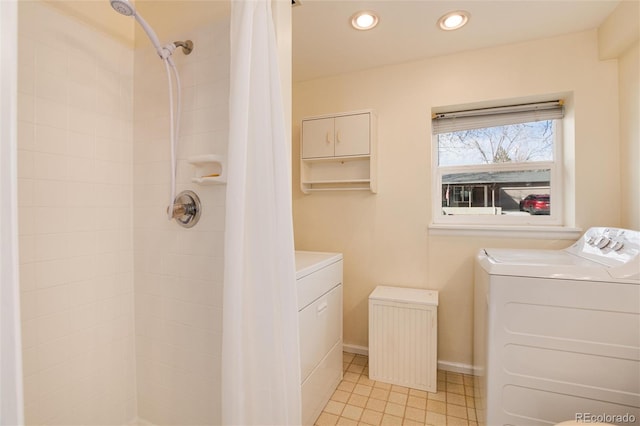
594;235;611;249
610;240;625;251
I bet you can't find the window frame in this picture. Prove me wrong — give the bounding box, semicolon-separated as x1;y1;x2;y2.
431;112;564;227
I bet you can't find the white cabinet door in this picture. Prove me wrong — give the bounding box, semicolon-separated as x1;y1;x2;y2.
335;113;370;157
298;284;342;382
302;117;334;159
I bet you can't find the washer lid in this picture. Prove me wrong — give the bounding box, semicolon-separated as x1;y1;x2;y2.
485;249;599;267
295;250;342;279
477;248;628;282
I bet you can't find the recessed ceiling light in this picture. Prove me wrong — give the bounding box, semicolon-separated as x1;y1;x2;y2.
438;10;470;31
351;11;379;31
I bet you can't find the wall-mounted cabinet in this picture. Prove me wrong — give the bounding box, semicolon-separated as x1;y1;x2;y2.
300;110;377;193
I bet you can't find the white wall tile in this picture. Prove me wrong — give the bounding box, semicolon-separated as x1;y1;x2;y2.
35;258;71;289
34;232;68;261
18;121;35;151
19;235;36;264
20;290;38;322
67;130;95;159
18;65;35;95
36;44;68;77
18;93;35;122
19;3;228;425
68;80;96;111
35;97;68;129
67;52;96;86
33;206;67;234
36;310;73;345
18;151;34;180
33;179;67;207
68;107;97;135
133;17;228;425
35;70;68;103
33;152;67;180
18;178;34;207
34;124;66;155
18;2;137;425
20;264;37;292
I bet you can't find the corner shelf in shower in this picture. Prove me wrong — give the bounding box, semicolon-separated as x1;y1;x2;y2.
188;155;226;185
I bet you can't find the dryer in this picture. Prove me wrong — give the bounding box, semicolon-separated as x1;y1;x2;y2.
295;251;343;426
474;227;640;425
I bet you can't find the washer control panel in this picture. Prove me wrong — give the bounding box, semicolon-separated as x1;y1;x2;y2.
566;227;640;267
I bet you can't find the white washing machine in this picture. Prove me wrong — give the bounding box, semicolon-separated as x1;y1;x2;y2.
474;227;640;426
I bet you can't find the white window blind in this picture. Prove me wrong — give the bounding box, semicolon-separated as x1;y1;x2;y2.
432;100;564;134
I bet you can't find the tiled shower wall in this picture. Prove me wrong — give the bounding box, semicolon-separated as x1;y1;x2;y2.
132;18;229;426
17;1;137;425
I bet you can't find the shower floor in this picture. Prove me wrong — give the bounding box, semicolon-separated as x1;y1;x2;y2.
316;353;478;426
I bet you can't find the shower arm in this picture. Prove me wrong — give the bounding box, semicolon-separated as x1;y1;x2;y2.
173;40;194;55
134;14;193;59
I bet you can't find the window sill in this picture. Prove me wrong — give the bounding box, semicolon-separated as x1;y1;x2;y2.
428;224;582;240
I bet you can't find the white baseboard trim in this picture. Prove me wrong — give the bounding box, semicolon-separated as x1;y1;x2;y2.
343;344;476;376
343;343;369;356
130;417;156;426
437;360;475;375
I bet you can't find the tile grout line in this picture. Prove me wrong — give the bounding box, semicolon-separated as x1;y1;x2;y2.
316;352;479;426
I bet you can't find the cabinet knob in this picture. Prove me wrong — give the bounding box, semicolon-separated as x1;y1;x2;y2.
326;132;331;144
336;130;341;143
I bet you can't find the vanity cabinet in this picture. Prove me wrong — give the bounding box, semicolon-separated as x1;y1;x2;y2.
300;110;377;193
295;251;343;426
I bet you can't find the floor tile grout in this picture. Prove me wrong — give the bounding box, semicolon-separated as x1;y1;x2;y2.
315;353;479;426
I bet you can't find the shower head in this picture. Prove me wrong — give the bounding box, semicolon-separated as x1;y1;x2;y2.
109;0;165;59
110;0;135;16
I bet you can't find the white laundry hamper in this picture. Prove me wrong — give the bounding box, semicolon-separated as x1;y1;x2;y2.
368;286;438;392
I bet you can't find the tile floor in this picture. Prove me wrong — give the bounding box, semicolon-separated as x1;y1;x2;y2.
315;353;478;426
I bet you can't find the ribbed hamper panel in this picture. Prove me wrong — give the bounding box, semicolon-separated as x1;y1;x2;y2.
369;297;437;392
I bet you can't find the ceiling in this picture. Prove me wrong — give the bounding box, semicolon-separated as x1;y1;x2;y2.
292;0;621;82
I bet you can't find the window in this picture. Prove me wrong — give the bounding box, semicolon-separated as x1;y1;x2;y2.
431;99;564;226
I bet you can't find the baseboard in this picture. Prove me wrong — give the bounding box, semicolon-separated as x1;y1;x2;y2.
129;417;156;426
343;344;476;375
342;343;369;356
436;360;475;375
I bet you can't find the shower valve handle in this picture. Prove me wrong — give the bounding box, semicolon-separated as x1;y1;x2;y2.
168;190;201;228
169;203;194;219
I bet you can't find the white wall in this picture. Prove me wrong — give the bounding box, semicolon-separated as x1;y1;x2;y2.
132;17;229;426
598;0;639;231
17;2;136;424
619;41;640;230
293;30;620;367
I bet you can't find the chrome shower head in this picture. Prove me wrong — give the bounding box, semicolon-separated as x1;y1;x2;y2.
110;0;135;17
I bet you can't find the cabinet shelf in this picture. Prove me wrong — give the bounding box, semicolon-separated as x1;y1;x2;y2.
302;154;371;163
188;155;226;185
302;179;371;184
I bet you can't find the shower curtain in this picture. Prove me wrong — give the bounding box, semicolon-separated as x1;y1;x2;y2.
0;0;25;424
222;0;301;424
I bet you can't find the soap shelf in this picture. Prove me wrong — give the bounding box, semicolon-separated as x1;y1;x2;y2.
188;155;226;185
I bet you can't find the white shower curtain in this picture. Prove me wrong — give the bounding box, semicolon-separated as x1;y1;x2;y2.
0;0;25;424
222;0;301;425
